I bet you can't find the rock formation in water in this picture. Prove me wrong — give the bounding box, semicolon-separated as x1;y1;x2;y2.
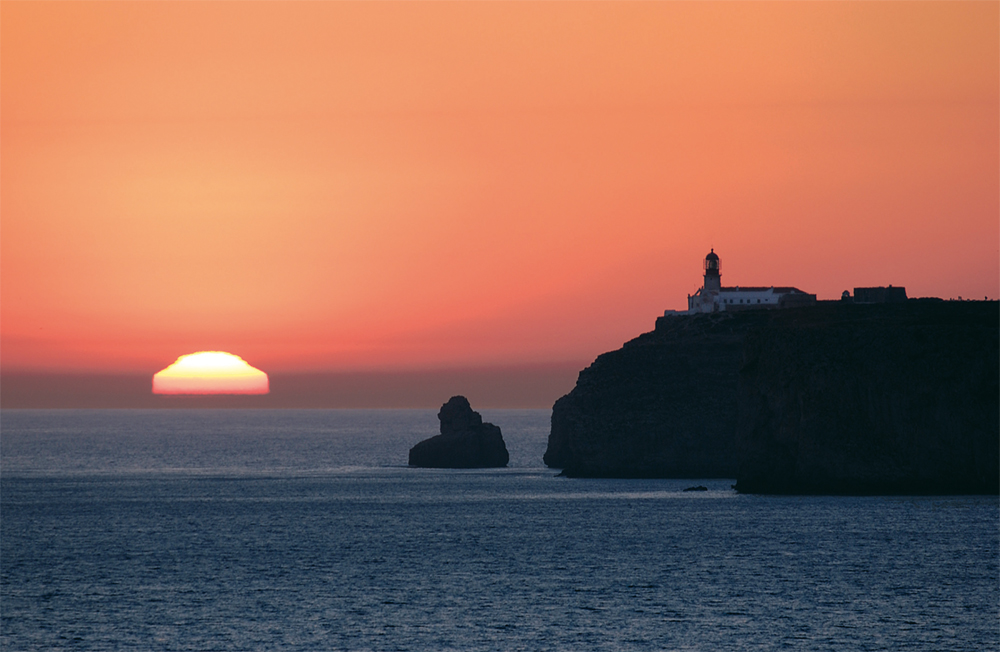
544;301;999;494
409;396;509;468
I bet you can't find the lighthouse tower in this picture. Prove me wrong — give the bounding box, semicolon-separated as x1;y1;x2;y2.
703;249;721;292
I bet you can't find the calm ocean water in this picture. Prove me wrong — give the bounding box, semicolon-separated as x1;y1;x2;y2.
2;409;997;651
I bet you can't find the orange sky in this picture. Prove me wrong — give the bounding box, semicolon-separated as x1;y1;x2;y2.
3;1;998;375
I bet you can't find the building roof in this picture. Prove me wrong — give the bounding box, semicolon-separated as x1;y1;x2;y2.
719;286;807;294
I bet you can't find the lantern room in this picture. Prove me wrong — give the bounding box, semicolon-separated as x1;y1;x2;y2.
703;249;721;291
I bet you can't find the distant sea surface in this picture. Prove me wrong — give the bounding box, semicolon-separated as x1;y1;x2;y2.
3;409;997;651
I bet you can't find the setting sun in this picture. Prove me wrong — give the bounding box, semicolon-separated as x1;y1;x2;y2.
152;351;269;395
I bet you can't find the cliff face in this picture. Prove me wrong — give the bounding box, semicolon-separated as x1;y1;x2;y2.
544;311;768;477
735;302;999;494
545;301;999;494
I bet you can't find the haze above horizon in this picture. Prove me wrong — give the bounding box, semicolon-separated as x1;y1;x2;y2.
2;2;997;385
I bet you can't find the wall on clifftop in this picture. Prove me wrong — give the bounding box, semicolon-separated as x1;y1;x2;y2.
735;302;999;494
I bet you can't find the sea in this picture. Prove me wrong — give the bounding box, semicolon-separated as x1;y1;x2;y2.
2;409;997;651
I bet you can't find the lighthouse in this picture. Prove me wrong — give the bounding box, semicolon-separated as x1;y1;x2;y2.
677;249;817;314
703;249;721;292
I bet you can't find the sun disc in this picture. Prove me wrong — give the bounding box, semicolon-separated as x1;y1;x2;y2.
152;351;269;395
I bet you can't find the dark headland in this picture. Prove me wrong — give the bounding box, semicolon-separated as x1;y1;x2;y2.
544;300;999;494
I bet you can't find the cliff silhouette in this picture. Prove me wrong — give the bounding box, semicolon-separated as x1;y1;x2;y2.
544;301;999;494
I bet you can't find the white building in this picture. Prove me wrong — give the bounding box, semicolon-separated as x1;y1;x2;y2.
666;250;816;315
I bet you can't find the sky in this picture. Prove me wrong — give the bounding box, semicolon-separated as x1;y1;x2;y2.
2;2;998;404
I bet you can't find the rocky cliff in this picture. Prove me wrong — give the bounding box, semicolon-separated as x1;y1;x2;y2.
544;301;999;493
544;310;768;477
735;301;998;494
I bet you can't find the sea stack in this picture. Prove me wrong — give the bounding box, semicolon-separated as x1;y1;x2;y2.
408;396;509;468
